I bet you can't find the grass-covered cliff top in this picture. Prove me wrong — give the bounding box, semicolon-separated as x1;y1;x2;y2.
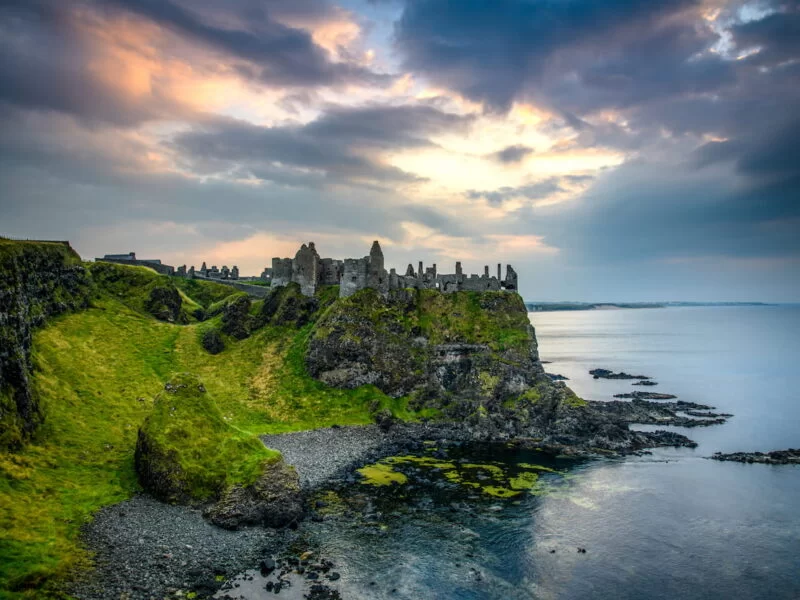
313;287;532;353
0;239;82;267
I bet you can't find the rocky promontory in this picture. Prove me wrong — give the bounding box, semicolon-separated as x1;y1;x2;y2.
590;399;730;428
305;288;696;453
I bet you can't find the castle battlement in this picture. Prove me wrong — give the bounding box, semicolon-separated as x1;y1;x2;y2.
269;241;518;298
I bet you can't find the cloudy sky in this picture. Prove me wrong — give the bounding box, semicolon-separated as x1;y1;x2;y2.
1;0;798;301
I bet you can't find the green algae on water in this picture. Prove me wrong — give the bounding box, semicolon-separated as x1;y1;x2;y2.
355;452;565;499
357;463;408;486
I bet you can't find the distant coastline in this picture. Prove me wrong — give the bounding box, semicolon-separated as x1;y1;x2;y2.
525;301;773;312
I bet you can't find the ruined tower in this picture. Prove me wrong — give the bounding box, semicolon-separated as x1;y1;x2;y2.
292;242;322;296
366;240;388;294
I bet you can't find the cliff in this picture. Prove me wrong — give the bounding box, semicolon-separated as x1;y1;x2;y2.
305;287;683;450
307;288;544;400
0;240;91;448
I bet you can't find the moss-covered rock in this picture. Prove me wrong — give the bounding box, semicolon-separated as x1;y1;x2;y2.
144;285;184;323
200;327;225;354
257;282;326;328
135;374;273;502
134;374;300;528
221;295;253;340
0;240;91;448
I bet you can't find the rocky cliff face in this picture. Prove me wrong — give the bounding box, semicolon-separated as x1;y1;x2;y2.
306;288;547;412
0;240;91;448
305;288;691;451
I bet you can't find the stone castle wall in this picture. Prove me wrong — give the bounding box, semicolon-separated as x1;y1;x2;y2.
97;241;518;299
340;257;370;298
268;240;519;298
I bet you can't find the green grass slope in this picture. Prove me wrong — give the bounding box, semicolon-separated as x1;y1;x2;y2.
0;281;389;597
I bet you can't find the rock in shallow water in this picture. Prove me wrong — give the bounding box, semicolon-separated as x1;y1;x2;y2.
711;449;800;465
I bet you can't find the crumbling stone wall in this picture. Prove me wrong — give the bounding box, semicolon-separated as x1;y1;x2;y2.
340;257;369;298
320;258;343;285
292;243;321;297
264;239;519;298
271;258;293;287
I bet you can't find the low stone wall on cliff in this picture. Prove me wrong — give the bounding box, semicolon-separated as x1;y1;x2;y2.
190;274;271;298
0;240;91;448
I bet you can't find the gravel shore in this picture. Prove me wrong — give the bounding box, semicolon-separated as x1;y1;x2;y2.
71;423;448;599
262;422;480;490
72;495;293;600
262;424;398;489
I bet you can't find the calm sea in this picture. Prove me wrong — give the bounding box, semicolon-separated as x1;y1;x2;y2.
231;306;800;599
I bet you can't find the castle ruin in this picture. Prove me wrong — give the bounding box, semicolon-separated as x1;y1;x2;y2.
97;241;518;299
270;241;518;298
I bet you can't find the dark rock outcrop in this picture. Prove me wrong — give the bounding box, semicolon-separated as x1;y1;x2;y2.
204;459;304;529
144;285;183;323
590;368;650;380
547;373;569;381
613;391;677;400
201;328;225;354
0;240;91;448
711;449;800;465
590;398;729;428
258;282;321;329
221;295;253;340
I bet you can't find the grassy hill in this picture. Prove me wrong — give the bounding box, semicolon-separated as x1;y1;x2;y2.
0;261;390;598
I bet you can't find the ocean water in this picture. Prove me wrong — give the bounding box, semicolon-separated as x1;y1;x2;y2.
228;306;800;599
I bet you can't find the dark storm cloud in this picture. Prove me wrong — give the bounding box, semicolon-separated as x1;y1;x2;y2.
0;1;173;126
490;144;534;164
732;8;800;66
694;118;800;181
394;0;718;112
518;161;800;267
99;0;385;87
171;104;472;185
0;0;387;127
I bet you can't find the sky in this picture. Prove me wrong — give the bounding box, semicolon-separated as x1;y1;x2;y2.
1;0;798;302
